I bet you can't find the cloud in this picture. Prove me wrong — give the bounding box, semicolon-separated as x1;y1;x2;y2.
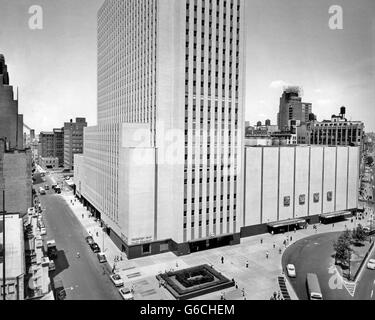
258;100;266;105
316;99;332;105
314;89;323;93
269;80;290;89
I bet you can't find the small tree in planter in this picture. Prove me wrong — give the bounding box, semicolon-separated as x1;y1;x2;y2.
352;224;367;245
333;230;353;268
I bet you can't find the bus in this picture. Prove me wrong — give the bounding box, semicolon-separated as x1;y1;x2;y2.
306;273;323;300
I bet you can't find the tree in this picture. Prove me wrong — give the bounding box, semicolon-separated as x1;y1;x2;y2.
333;231;353;266
352;224;367;244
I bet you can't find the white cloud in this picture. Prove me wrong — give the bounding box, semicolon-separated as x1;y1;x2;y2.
269;80;289;89
316;99;332;105
314;88;323;93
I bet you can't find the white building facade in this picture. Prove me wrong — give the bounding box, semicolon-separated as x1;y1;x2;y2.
243;145;360;235
75;0;246;258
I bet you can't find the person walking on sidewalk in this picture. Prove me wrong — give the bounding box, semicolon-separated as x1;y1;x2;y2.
221;256;224;264
246;260;249;268
266;251;269;259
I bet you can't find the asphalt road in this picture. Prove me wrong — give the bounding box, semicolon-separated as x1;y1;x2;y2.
282;232;375;300
34;173;121;300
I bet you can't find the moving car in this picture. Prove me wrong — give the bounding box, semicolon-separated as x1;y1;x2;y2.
97;252;107;263
119;287;134;300
110;274;124;287
90;243;100;253
55;186;61;194
367;259;375;270
286;264;296;278
85;236;94;245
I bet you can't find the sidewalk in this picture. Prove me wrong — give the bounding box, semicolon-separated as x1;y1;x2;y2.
60;186;366;300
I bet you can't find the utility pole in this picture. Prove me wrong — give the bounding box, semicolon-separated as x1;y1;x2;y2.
2;190;6;300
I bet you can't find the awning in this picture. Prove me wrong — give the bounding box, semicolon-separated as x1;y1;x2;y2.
268;218;306;229
320;211;353;219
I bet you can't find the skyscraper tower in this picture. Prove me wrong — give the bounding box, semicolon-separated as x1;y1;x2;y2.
76;0;246;258
277;86;312;132
0;54;23;149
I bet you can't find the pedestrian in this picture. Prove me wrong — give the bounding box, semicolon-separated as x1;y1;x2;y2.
271;230;274;236
96;231;99;237
277;291;281;300
260;238;263;244
290;236;293;242
235;283;238;289
332;223;335;228
82;213;84;219
266;251;269;259
176;261;179;268
221;256;224;264
241;288;245;297
273;243;275;249
76;252;80;258
279;248;282;254
246;260;249;268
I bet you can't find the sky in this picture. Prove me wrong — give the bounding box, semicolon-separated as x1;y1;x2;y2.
0;0;374;133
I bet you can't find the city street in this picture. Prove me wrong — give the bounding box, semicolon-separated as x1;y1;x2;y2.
282;232;375;300
34;173;121;300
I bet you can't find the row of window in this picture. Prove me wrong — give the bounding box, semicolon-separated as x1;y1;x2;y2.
184;215;237;229
184;194;237;204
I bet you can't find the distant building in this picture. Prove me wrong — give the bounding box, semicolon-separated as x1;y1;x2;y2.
0;214;26;300
245;120;292;146
53;128;64;167
40;157;59;169
64;118;87;171
0;54;23;149
277;86;312;132
308;107;365;150
38;132;55;158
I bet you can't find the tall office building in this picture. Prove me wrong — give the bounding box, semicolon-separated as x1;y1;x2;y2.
63;118;87;170
0;54;23;150
39;132;55;158
277;86;312;132
53;128;64;167
75;0;246;258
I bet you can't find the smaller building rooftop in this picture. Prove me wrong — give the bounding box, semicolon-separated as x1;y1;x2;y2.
0;214;25;279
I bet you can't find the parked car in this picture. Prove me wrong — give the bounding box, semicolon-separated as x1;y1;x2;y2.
90;243;100;253
85;236;94;245
367;259;375;270
39;187;46;195
27;207;36;216
44;185;50;190
110;274;124;287
119;287;134;300
40;227;47;236
286;264;296;278
97;252;107;263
